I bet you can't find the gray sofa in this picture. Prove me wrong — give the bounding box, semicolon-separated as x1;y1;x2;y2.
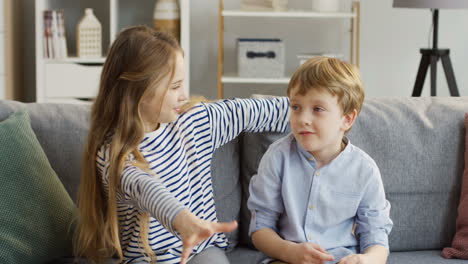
1;96;468;264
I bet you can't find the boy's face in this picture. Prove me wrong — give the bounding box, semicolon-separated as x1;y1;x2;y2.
289;87;356;157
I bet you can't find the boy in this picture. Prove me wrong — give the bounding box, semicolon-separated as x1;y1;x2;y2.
247;57;393;264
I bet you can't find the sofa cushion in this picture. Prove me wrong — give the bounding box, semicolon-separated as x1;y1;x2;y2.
348;97;466;251
0;100;90;203
0;110;77;263
239;131;290;248
442;112;468;259
226;246;267;264
239;97;468;251
388;250;468;264
212;137;242;249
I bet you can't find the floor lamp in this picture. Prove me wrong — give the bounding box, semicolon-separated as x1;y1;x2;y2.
393;0;468;96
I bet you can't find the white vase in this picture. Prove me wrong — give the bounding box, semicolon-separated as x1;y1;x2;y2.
76;8;102;58
312;0;340;12
153;0;180;42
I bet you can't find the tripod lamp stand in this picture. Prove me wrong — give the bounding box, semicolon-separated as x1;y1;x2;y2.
393;0;468;96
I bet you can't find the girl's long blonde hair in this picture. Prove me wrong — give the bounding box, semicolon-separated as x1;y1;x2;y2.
74;26;182;263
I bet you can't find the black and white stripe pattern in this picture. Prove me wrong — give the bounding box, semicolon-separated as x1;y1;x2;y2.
97;97;290;263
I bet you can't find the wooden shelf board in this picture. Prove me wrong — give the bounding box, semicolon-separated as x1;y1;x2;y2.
222;10;356;18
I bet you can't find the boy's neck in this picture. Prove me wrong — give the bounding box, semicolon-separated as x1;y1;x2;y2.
312;139;346;169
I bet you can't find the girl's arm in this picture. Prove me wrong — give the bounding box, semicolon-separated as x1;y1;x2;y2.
120;164;186;235
174;209;237;264
120;164;237;264
204;97;289;149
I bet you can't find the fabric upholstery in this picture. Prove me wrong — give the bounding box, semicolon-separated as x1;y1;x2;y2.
239;97;468;251
388;250;468;264
1;97;468;263
226;246;267;264
442;113;468;259
0;110;77;263
212;137;241;249
0;100;90;202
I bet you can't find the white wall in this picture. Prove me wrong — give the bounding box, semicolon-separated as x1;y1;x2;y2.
23;0;468;101
360;0;468;97
189;0;468;99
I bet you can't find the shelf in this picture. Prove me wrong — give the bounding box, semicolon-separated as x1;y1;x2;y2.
218;1;360;99
222;10;356;18
35;0;190;103
44;57;106;64
222;75;290;84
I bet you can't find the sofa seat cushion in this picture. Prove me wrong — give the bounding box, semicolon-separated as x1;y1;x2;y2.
226;246;267;264
0;110;77;263
388;250;468;264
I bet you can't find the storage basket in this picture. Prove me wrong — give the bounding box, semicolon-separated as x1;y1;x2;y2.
237;38;285;78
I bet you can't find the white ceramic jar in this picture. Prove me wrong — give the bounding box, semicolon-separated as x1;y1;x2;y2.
76;8;102;58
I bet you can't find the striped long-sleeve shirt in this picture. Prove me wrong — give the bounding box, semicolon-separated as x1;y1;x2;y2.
96;97;290;263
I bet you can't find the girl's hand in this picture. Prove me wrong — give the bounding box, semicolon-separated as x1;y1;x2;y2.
173;209;238;264
287;242;335;264
338;254;369;264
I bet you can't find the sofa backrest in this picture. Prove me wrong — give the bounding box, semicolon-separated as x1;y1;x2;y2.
0;100;242;248
2;97;467;253
0;100;90;202
238;97;468;252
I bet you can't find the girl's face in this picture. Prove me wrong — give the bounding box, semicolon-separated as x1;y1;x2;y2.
289;87;354;159
140;52;187;132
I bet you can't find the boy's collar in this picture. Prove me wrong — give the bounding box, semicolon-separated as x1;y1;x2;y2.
294;136;351;163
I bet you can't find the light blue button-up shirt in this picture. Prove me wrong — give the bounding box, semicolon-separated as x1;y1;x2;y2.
248;133;393;263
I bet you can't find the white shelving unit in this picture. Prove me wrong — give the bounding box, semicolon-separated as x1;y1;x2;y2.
35;0;190;103
217;1;360;99
0;0;5;99
223;10;356;18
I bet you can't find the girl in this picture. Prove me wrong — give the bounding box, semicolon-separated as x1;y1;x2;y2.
75;25;290;264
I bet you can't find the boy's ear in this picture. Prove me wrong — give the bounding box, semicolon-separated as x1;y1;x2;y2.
342;109;358;131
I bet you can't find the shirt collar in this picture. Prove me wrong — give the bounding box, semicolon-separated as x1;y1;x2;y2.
294;136;352;166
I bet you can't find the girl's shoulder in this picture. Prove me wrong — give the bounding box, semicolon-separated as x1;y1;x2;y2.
176;103;209;123
164;103;212;135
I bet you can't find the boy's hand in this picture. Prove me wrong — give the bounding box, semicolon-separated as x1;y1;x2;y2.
337;254;369;264
173;209;238;264
287;242;335;264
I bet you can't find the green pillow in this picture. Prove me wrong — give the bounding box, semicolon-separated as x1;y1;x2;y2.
0;110;77;263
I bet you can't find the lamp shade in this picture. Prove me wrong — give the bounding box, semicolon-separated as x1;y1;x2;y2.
393;0;468;9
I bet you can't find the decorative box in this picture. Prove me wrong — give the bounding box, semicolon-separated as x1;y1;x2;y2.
237;38;285;78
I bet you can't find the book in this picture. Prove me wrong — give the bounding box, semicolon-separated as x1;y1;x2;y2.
43;9;68;59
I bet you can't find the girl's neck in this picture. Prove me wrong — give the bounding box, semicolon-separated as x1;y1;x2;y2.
313;140;346;169
144;122;160;133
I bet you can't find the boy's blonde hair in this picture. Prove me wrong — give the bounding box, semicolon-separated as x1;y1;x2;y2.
287;57;364;116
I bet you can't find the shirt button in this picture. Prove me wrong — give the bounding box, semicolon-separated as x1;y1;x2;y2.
309;205;314;210
315;171;320;176
307;234;313;240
